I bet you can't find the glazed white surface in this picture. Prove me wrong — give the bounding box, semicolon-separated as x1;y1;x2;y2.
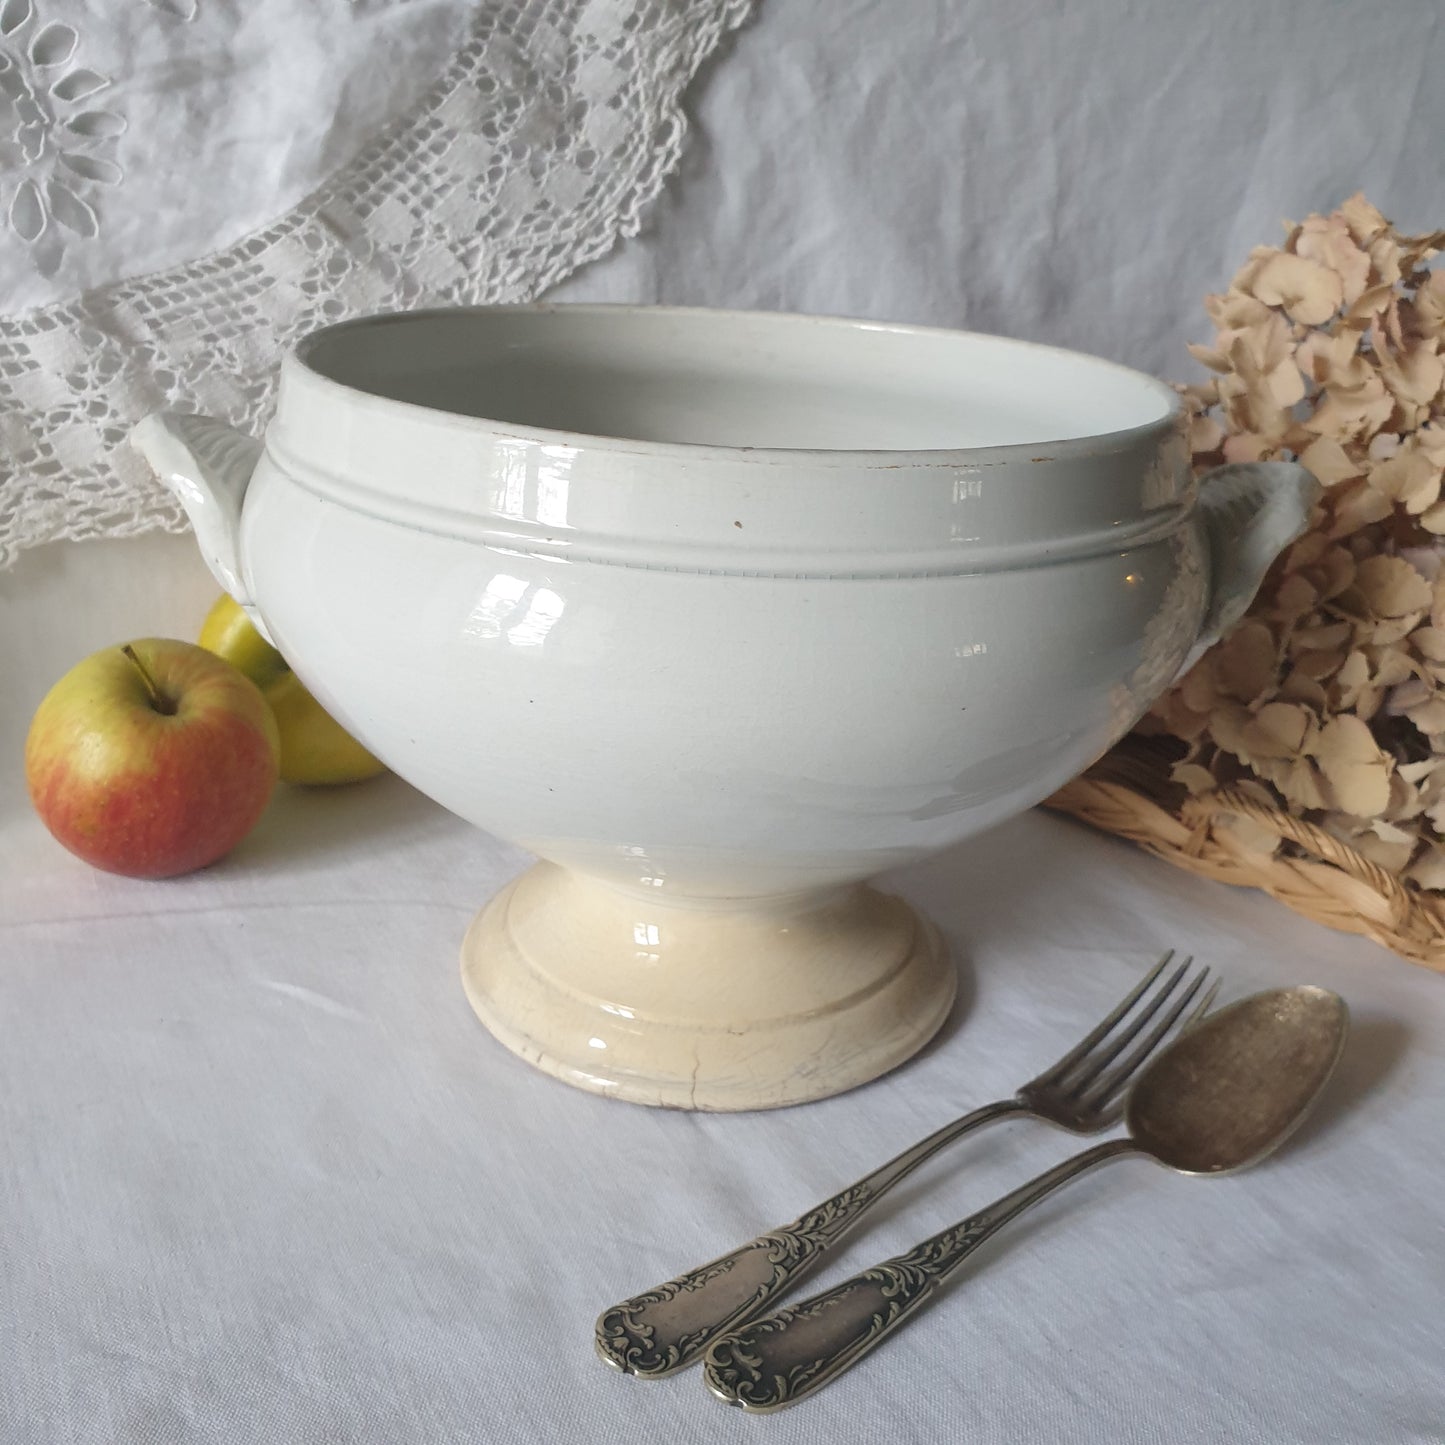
163;308;1204;890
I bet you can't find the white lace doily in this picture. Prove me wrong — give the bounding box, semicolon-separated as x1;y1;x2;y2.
0;0;753;568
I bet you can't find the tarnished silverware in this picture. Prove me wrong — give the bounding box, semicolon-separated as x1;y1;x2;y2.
596;951;1215;1377
704;984;1347;1412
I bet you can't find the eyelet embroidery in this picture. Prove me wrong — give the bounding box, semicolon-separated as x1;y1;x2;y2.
0;0;125;278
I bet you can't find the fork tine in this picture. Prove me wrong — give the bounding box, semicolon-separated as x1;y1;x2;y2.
1186;978;1221;1030
1048;951;1193;1096
1029;949;1174;1088
1076;962;1210;1112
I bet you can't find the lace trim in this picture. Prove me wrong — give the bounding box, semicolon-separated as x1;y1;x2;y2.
0;0;754;567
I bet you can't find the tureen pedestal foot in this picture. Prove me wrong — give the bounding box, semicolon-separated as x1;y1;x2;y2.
459;861;956;1111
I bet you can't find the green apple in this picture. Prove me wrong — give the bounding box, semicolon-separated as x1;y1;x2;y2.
198;594;386;786
26;639;280;878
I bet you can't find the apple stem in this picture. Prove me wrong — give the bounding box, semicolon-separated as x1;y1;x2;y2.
121;644;178;716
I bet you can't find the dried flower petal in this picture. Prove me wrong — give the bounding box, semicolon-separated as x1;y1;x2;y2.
1189;413;1225;452
1340;193;1389;246
1222;432;1271;464
1188;343;1232;375
1287;533;1332;569
1241;701;1314;759
1276;757;1328;810
1384;770;1423;821
1387;678;1433;712
1297;435;1362;485
1398;544;1441;581
1211;620;1278;701
1347;282;1397;324
1371;615;1429;648
1350;554;1433;617
1411;626;1445;662
1310;714;1392;815
1292;649;1346;682
1370;447;1441;514
1407;845;1445;890
1271;572;1318;620
1296;328;1360;385
1224;335;1292;443
1419;422;1445;464
1151;692;1212;741
1399;230;1445;272
1373;818;1417;846
1314;545;1357;598
1407;697;1445;735
1205;291;1275;331
1374;333;1444;409
1245;251;1344;325
1414;272;1445;339
1178;664;1215;715
1332;649;1371;702
1290;620;1353;652
1296;213;1373;306
1307;372;1396;441
1374;649;1417;688
1171;762;1218;795
1210;702;1255;762
1346;824;1416;872
1280;672;1329;708
1370;234;1405;292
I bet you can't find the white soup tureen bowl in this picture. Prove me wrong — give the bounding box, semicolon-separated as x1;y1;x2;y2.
133;305;1316;1110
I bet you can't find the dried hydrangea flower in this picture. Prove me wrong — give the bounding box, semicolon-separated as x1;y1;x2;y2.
1150;194;1445;888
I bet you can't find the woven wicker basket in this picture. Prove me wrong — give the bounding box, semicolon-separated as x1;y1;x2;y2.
1045;735;1445;971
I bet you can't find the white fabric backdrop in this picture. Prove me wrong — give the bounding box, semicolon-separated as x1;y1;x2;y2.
556;0;1445;376
5;0;1445;1440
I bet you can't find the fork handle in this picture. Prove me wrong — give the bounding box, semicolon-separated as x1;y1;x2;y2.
594;1099;1025;1377
703;1138;1138;1412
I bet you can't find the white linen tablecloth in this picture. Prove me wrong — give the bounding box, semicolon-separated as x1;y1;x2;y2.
3;533;1443;1444
5;0;1445;1438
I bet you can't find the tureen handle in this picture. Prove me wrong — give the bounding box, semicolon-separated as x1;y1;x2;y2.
1179;460;1320;675
131;411;268;630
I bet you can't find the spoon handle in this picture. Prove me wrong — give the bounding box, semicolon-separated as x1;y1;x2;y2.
703;1138;1138;1413
595;1099;1026;1377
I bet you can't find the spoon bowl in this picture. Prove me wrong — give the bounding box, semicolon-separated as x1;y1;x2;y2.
1128;984;1349;1175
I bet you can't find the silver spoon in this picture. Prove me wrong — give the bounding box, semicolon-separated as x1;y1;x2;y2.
704;984;1349;1412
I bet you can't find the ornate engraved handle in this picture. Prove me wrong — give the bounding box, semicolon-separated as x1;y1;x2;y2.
703;1138;1138;1412
595;1100;1025;1378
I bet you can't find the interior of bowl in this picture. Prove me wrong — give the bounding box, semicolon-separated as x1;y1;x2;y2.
297;306;1177;452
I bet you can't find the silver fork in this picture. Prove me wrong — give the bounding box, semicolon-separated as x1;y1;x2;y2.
595;951;1215;1379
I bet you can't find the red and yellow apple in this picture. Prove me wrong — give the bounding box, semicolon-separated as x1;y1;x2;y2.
25;639;280;878
197;594;386;786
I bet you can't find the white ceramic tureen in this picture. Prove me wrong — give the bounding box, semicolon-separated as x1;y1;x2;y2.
134;305;1316;1110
